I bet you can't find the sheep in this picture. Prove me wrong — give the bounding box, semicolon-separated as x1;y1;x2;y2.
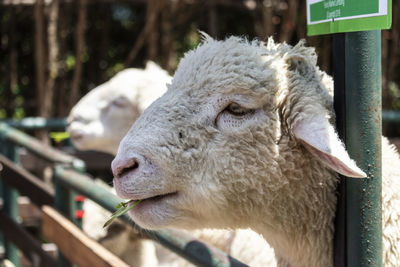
68;61;170;155
68;61;170;267
111;35;400;267
68;62;277;266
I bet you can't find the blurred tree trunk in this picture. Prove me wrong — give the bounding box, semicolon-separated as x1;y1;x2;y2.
34;0;49;142
256;0;275;38
69;0;87;109
296;0;307;39
161;6;173;72
34;0;46;117
382;0;399;109
99;4;110;83
125;0;164;67
279;0;297;42
208;2;218;38
146;0;162;61
382;31;389;108
389;3;399;84
320;36;331;72
56;2;70;117
86;3;109;85
161;0;198;72
45;0;59;117
161;1;179;72
9;6;18;117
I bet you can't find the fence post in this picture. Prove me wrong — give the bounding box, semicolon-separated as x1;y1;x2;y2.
53;160;85;267
345;30;382;267
333;32;346;267
0;157;3;258
70;160;86;229
0;135;21;266
53;165;72;267
0;135;4;259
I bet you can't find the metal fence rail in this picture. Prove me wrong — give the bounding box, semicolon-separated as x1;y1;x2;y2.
382;110;400;123
1;112;399;266
0;122;248;267
0;123;82;167
0;117;67;130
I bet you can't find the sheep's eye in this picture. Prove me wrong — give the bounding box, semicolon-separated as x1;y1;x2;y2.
111;97;129;108
215;102;257;129
224;103;252;116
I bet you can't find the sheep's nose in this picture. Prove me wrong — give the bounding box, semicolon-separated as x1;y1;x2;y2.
66;116;73;126
112;156;140;178
66;114;78;126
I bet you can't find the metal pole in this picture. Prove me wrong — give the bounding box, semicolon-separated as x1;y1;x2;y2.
0;137;21;266
1;117;68;130
70;163;86;229
0;122;80;165
333;33;347;267
382;110;400;123
0;138;3;257
345;30;382;267
53;165;72;267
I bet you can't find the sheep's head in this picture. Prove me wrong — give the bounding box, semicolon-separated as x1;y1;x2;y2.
67;62;170;155
112;36;366;231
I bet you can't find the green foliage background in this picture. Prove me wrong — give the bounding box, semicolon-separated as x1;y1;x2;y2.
0;0;399;120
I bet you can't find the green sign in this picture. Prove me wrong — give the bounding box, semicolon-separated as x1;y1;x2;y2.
307;0;392;36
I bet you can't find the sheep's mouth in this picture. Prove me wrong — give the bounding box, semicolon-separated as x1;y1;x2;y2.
69;130;86;141
70;133;84;141
132;192;178;203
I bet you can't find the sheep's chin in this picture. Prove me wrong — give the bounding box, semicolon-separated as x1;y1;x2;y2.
70;135;89;149
70;134;98;151
126;193;181;229
69;130;110;152
69;127;92;146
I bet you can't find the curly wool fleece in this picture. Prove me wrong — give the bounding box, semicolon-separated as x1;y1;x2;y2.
113;35;400;267
70;61;277;267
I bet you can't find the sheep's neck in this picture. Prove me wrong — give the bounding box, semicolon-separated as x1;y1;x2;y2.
255;144;337;267
257;226;333;267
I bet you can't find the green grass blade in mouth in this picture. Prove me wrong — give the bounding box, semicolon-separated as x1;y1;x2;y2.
103;200;142;228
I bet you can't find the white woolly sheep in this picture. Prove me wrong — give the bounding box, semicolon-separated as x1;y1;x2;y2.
68;62;277;266
67;61;170;267
68;61;170;155
112;35;400;267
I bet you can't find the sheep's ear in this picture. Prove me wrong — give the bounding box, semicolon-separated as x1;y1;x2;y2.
198;31;213;42
293;115;367;178
285;41;318;75
145;61;161;71
287;55;311;76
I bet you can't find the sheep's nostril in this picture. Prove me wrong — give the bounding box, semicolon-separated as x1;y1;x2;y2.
114;158;139;178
